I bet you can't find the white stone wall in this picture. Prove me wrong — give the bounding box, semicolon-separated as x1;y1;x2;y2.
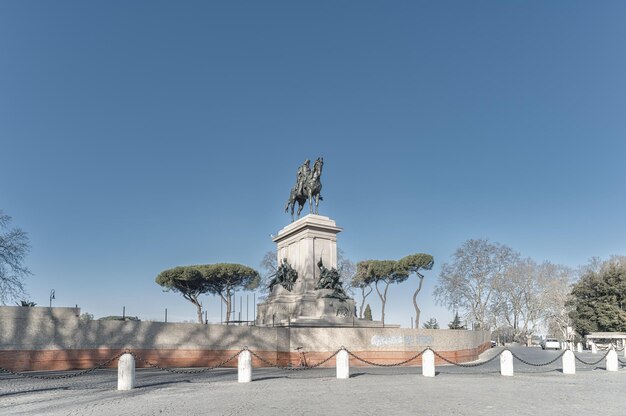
0;306;489;353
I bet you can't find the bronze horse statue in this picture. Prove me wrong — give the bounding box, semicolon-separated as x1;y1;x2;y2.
285;157;323;221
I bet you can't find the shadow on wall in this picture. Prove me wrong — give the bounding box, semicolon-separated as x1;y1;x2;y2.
0;306;287;371
0;307;490;371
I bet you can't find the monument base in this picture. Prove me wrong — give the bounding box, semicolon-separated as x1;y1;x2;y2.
256;214;364;327
256;290;357;326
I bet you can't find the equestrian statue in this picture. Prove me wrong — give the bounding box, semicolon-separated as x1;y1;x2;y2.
284;157;324;221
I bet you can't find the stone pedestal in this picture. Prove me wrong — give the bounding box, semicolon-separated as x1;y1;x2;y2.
256;214;356;326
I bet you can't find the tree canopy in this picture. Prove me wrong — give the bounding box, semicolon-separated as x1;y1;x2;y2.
423;317;439;329
568;256;626;336
448;312;464;329
354;259;409;324
196;263;260;322
155;266;209;323
0;211;31;305
155;263;259;323
364;304;373;321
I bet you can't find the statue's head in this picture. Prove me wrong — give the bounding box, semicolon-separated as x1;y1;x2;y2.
305;159;310;166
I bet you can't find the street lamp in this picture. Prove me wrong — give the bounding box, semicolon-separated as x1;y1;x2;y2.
49;289;55;308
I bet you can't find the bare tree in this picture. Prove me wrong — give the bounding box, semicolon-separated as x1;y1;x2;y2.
337;248;356;297
539;262;574;339
0;211;31;304
435;239;519;330
492;258;545;341
258;250;278;296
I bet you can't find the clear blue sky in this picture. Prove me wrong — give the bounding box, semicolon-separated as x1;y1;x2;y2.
1;1;625;327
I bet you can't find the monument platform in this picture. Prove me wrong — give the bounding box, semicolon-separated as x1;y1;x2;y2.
256;214;358;326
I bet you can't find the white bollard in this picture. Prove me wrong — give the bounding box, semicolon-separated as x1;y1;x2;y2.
562;350;575;375
577;342;583;353
336;349;349;379
591;342;598;354
117;353;135;391
606;349;618;372
500;350;514;376
422;349;435;377
238;350;252;383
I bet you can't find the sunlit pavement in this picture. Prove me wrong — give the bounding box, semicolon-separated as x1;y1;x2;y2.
2;347;625;416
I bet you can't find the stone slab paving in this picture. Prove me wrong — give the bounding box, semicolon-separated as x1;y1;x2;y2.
2;347;626;415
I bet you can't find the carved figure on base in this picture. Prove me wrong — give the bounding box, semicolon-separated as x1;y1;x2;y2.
316;257;350;301
268;258;298;293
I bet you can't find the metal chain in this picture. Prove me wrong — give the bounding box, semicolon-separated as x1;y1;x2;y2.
247;348;340;371
129;349;243;374
595;345;624;351
0;351;126;380
2;347;616;379
344;348;426;367
574;350;611;366
429;348;502;368
509;349;566;367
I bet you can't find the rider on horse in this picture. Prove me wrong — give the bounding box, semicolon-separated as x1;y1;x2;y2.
296;159;311;197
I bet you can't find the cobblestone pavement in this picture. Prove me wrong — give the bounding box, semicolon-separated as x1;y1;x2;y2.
2;348;626;416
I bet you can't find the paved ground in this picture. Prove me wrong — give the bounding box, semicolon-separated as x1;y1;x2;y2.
2;347;626;415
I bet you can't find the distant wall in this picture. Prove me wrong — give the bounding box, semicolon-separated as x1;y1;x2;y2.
0;306;490;371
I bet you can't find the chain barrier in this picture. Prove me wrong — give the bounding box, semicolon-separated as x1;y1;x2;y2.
1;347;623;380
574;350;610;366
344;348;426;367
129;349;244;374
595;345;625;352
509;349;566;367
0;351;126;380
247;348;340;371
429;348;502;368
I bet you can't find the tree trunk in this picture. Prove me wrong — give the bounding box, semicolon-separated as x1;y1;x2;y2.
221;292;232;323
375;280;389;325
359;286;372;319
412;273;424;328
195;301;203;324
414;305;421;329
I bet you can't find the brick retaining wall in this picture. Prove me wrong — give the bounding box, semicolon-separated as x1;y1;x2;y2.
0;306;490;371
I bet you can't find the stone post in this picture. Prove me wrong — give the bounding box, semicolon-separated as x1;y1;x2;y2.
336;349;349;379
577;342;583;353
422;349;435;377
500;350;513;376
238;350;252;383
606;349;618;372
562;350;575;375
117;353;135;391
591;342;598;354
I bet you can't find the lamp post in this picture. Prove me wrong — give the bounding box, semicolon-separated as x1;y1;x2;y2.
49;289;56;308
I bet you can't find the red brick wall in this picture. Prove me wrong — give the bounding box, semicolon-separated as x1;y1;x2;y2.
0;342;491;372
